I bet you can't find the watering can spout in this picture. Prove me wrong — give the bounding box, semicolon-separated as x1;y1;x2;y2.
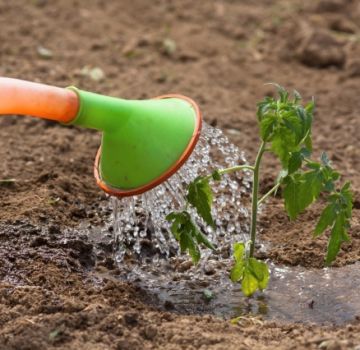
0;77;202;197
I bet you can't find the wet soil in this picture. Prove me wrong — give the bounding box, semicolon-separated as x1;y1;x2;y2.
0;0;360;348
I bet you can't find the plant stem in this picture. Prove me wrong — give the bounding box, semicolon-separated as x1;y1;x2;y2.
204;165;254;181
258;183;280;206
218;165;255;175
249;142;266;257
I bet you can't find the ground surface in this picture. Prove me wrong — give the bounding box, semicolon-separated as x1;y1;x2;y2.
0;0;360;349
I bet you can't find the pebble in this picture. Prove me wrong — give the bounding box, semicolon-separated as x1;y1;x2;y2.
319;340;341;350
203;263;216;275
178;261;193;272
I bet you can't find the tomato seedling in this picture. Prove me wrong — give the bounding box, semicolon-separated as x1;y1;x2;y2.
166;84;353;296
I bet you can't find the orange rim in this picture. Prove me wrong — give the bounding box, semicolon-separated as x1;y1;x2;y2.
93;94;202;198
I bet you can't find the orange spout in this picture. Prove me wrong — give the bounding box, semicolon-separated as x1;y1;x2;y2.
0;77;79;123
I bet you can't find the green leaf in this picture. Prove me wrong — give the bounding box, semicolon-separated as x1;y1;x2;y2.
186;177;215;227
256;97;275;121
229;243;269;296
283;167;324;220
268;83;289;103
314;202;337;237
320;152;331;167
304;133;312;152
288;152;302;174
242;268;259;297
310;181;352;265
257;85;314;168
230;260;245;282
293;89;302;103
211;170;222;181
305;100;315;114
181;231;201;263
260;114;277;141
233;242;245;261
283;112;303;144
193;225;215;250
248;258;270;290
166;211;214;264
282;175;303;220
325;213;349;266
270;128;297;167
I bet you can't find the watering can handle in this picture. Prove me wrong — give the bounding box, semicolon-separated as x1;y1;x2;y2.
0;77;79;123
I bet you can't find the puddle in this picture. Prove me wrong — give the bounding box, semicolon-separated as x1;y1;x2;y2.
88;218;360;325
93;256;360;325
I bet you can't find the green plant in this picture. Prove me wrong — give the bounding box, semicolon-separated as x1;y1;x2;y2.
166;84;353;297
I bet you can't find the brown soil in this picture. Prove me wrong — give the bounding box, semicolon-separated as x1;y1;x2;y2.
0;0;360;349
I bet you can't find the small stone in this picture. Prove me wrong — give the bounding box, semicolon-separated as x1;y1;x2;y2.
162;38;176;56
319;339;341;350
37;46;53;59
79;66;105;82
178;260;193;272
203;263;216;275
142;325;157;340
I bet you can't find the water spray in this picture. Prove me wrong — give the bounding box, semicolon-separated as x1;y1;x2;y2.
0;77;250;260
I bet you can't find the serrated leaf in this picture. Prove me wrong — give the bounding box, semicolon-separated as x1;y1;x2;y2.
267;83;289;103
325;213;349;266
314;202;337;237
186;177;215;227
233;242;245;261
300;147;311;159
242;268;259;297
230;261;245;282
304;133;312;152
340;182;353;216
180;230;200;263
248;258;270;290
288;152;302;174
283;113;303;144
193;226;215;250
256;97;275;121
166;211;214;264
294;89;302;102
283;168;324;220
321;152;330;166
305;100;315;113
270;129;297;167
259;85;314;167
230;243;269;296
260;115;277;141
282;175;303;219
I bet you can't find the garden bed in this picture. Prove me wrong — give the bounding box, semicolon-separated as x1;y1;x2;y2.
0;0;360;349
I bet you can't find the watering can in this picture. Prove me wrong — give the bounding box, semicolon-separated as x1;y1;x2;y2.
0;77;202;197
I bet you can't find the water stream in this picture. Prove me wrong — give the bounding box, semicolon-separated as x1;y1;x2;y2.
86;123;360;325
111;123;252;263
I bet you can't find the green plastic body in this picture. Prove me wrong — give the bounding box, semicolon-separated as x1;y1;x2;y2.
68;88;197;191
